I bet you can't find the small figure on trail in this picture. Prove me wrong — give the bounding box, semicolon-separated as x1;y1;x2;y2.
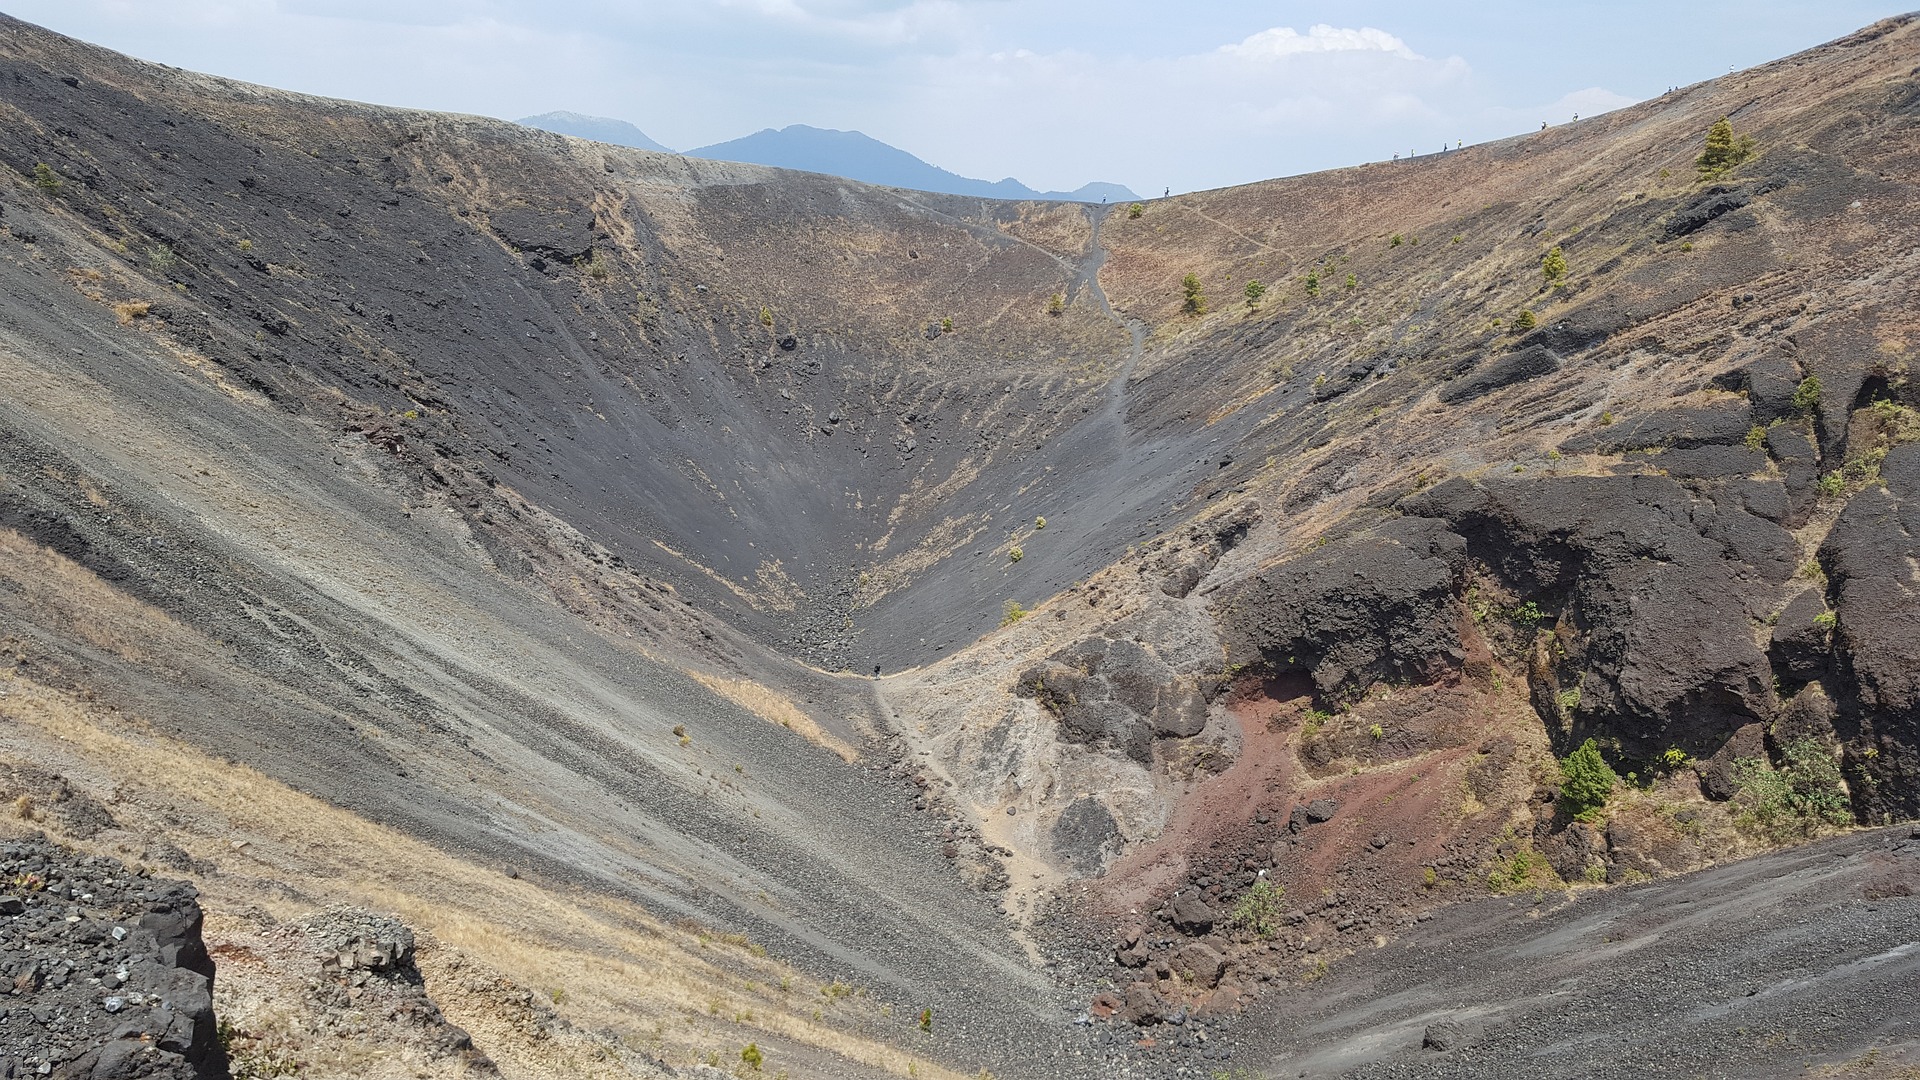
1540;121;1548;131
1163;186;1170;198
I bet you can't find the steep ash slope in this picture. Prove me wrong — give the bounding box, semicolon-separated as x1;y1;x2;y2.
1;10;1919;1079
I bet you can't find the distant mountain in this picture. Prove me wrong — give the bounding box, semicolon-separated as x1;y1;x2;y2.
517;111;674;154
684;125;1138;203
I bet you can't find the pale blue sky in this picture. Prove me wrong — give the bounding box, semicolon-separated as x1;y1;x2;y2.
6;2;1908;192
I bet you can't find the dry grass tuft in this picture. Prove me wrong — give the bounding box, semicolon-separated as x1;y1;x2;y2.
113;299;152;324
687;670;860;763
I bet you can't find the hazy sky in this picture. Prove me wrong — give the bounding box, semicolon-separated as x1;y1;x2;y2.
6;2;1908;193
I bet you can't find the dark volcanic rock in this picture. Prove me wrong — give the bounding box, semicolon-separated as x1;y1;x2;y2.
488;202;597;262
1169;895;1216;935
1215;517;1467;701
1769;588;1834;684
1562;397;1752;454
0;835;224;1079
1436;345;1561;405
1820;442;1920;817
1405;474;1776;758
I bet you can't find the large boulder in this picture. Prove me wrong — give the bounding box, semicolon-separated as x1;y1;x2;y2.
1214;516;1468;701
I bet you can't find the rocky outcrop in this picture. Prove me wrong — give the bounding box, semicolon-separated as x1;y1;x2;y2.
1405;474;1781;760
1821;442;1920;817
1214;517;1468;703
1016;634;1214;762
0;835;224;1080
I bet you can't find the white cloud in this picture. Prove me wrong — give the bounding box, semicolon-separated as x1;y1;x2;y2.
1219;24;1421;62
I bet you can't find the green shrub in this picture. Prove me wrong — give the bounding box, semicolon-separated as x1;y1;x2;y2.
1033;516;1046;530
1181;273;1208;315
1000;600;1027;627
1303;271;1320;298
1542;246;1568;286
759;305;774;327
1730;738;1851;841
1008;546;1023;563
919;1007;933;1033
1556;686;1582;714
1513;309;1537;331
1344;273;1358;291
1228;877;1285;937
1792;374;1822;416
941;316;954;333
1243;279;1266;310
1486;847;1550;893
741;1044;764;1071
1817;472;1846;499
1127;203;1144;219
1695;117;1756;179
1559;738;1617;819
144;245;179;275
1812;610;1837;631
31;163;60;194
1389;233;1404;247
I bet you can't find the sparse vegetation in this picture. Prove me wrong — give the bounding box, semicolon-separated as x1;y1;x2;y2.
1389;234;1404;247
1730;737;1852;841
1513;309;1536;331
1542;245;1568;286
1008;546;1023;563
1813;610;1837;631
1000;600;1027;627
1303;270;1320;298
1793;374;1822;416
941;316;954;333
144;245;179;275
741;1043;764;1071
1556;686;1582;714
918;1007;933;1033
1486;847;1551;893
576;250;611;280
1047;292;1065;316
112;300;151;324
759;305;774;327
1033;516;1046;530
1559;738;1618;820
1695;116;1756;180
1344;273;1358;292
1127;203;1143;219
1243;279;1266;310
32;162;61;194
1228;877;1285;937
1182;272;1208;315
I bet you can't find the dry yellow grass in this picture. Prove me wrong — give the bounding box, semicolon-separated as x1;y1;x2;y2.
112;299;151;323
0;675;967;1079
686;670;859;762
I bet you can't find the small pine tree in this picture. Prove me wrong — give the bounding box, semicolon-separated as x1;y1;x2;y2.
1243;279;1266;310
1695;117;1756;179
31;163;60;194
1047;293;1065;316
1513;309;1537;331
1542;246;1568;286
1127;203;1144;219
759;306;774;327
1559;738;1618;819
1344;273;1358;291
1303;270;1320;298
1181;272;1207;315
